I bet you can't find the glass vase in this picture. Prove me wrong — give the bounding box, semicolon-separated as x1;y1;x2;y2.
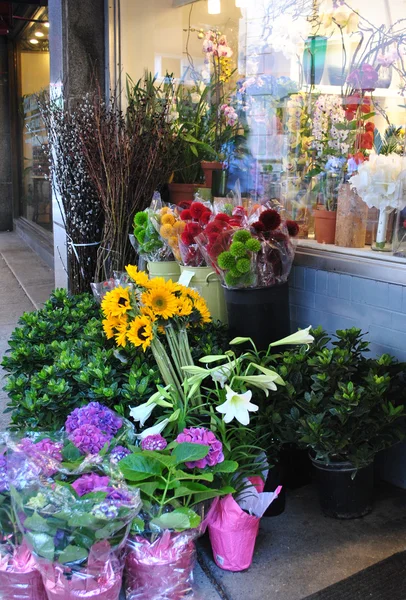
393;208;406;258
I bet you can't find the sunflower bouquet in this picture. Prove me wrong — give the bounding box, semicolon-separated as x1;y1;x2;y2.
101;266;211;407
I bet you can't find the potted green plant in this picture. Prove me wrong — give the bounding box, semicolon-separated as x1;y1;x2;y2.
286;328;406;518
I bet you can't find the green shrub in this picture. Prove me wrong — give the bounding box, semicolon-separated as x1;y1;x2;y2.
2;289;229;432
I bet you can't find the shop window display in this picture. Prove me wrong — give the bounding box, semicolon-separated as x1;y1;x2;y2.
118;0;406;258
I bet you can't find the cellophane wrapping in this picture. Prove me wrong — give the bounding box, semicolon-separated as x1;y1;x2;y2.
132;202;175;263
8;436;141;600
0;436;47;600
90;271;132;303
125;529;198;600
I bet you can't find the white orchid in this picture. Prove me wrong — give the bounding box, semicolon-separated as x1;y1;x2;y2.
136;418;170;440
269;326;314;348
216;386;259;426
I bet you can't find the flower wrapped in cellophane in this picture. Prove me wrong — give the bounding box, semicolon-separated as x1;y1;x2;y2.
131;193;177;263
0;435;47;600
119;429;235;600
8;434;141;600
196;204;299;289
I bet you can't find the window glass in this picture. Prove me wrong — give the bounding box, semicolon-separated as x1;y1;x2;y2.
19;12;51;232
119;0;406;258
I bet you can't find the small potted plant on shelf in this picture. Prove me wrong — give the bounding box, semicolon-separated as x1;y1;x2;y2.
285;328;406;519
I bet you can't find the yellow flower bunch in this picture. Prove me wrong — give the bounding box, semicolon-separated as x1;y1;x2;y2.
159;209;185;261
101;265;211;351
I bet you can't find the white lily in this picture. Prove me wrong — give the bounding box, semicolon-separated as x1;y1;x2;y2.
251;364;286;386
211;359;239;388
216;385;259;426
136;418;170;440
235;375;278;397
269;326;314;348
129;402;157;428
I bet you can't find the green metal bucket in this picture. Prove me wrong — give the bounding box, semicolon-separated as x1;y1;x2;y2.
179;265;228;324
147;261;181;282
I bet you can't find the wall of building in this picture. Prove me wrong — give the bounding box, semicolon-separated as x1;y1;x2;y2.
0;37;13;231
289;265;406;361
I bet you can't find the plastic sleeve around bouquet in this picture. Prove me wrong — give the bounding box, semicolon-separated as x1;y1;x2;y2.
0;435;47;600
178;237;206;267
8;441;141;600
257;226;295;287
195;228;259;289
90;271;133;303
133;208;175;263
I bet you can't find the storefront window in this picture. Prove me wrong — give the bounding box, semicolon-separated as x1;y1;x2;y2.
19;10;51;232
118;0;406;258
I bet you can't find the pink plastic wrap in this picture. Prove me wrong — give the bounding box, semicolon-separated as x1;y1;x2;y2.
208;488;282;572
0;543;46;600
125;530;197;600
36;542;123;600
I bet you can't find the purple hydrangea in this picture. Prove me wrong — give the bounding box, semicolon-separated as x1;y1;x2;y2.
19;438;63;476
69;424;111;455
65;402;123;437
106;488;133;504
72;473;110;497
109;446;131;464
141;435;168;451
92;501;119;519
175;427;224;469
0;456;8;493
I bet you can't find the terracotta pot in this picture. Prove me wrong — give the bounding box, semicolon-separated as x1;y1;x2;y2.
314;209;337;244
168;183;198;206
201;161;223;189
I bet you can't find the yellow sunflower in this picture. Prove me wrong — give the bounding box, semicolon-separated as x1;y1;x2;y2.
101;287;132;318
176;297;193;317
115;321;129;347
194;297;211;324
142;286;178;320
125;265;151;288
140;305;157;322
102;317;118;339
127;316;154;351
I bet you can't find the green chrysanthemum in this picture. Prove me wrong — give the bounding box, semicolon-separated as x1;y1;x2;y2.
225;272;240;287
230;241;248;258
236;258;251;274
134;212;148;227
245;238;261;252
217;251;236;270
229;266;242;278
233;230;251;244
135;229;146;244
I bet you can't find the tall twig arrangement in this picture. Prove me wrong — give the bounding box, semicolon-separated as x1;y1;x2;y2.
79;76;176;281
37;92;103;294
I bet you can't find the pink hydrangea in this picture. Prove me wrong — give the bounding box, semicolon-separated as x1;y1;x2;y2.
19;438;63;476
72;473;110;497
175;427;224;469
141;435;168;451
69;424;111;455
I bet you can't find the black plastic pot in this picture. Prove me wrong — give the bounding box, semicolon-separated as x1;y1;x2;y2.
263;464;286;517
224;283;290;351
280;444;313;490
311;455;374;519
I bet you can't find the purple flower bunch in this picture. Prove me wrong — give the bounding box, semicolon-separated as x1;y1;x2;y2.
176;427;224;469
65;402;123;436
347;64;379;91
19;438;63;477
65;402;123;455
0;455;8;493
141;434;168;451
109;445;131;464
72;473;134;506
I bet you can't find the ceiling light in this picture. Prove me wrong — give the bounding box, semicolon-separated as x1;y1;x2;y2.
208;0;221;14
29;38;39;44
35;31;45;37
44;22;50;28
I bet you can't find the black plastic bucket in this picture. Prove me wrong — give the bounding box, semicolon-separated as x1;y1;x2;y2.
280;444;313;490
224;283;290;351
311;455;374;519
